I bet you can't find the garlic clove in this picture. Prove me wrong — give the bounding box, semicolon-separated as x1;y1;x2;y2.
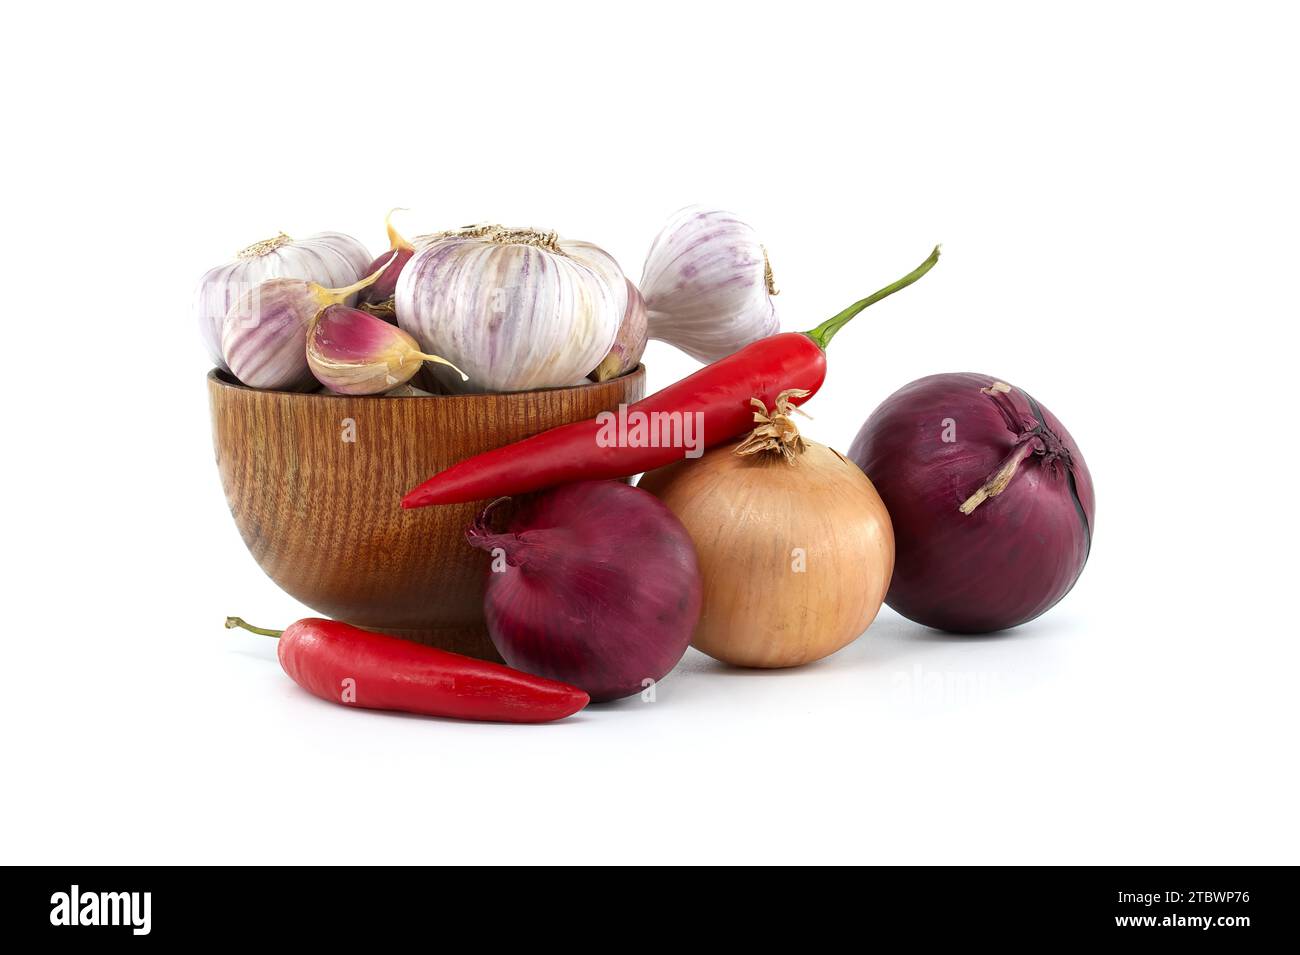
639;206;780;363
590;278;648;381
356;209;416;323
307;304;467;395
221;259;393;391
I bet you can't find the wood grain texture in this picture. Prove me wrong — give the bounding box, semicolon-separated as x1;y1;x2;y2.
209;366;645;660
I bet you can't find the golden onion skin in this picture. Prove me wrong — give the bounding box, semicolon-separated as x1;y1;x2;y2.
639;440;894;668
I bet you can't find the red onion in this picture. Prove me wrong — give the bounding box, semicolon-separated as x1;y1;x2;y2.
848;373;1094;633
466;481;702;702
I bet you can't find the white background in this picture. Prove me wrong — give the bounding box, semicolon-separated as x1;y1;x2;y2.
4;1;1297;864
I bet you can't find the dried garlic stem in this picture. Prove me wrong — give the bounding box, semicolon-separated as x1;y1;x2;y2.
762;246;779;296
416;223;567;255
237;232;293;258
385;208;415;251
416;352;469;381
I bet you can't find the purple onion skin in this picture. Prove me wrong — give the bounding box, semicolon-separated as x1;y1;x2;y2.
849;373;1094;633
355;247;413;320
467;481;702;702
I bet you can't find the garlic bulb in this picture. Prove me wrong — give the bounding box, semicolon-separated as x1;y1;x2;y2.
396;225;624;393
591;278;648;381
194;231;372;370
222;264;387;391
639;207;780;363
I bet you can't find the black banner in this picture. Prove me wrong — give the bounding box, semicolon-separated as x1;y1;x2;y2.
5;866;1292;943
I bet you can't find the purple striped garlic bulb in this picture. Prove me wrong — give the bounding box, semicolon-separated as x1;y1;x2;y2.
396;225;625;393
639;207;780;363
221;263;389;391
194;231;372;370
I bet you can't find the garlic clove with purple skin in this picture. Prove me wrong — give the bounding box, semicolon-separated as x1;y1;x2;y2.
221;257;393;391
355;209;417;323
590;279;648;381
639;206;780;363
307;304;467;395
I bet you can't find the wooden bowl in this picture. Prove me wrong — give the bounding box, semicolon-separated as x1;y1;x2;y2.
209;366;646;661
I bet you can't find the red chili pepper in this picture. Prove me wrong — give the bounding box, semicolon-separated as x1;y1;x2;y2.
402;246;939;509
225;616;589;723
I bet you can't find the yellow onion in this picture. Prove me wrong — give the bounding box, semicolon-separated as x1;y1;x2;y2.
638;391;894;668
307;304;465;395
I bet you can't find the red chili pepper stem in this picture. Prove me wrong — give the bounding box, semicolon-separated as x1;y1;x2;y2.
803;244;941;350
225;616;284;638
